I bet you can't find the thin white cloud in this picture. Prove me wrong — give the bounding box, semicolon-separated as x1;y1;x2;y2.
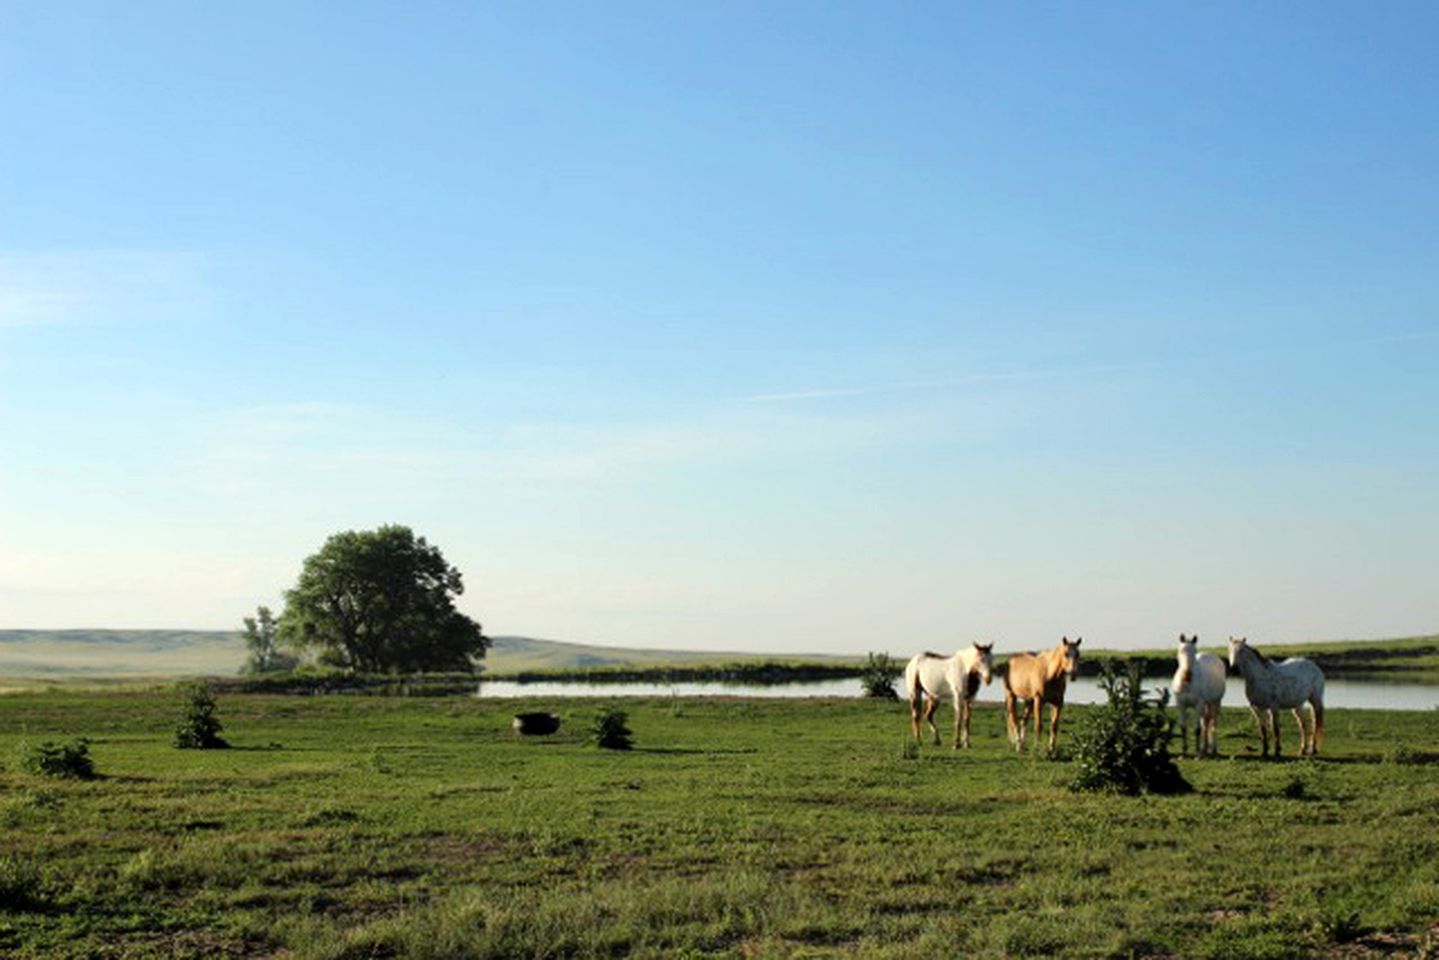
0;249;209;329
737;361;1157;404
741;387;874;404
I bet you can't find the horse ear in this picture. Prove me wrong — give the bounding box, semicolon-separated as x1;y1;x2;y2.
1074;637;1082;647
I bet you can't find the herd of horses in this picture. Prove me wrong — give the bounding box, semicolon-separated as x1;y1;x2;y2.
904;635;1327;758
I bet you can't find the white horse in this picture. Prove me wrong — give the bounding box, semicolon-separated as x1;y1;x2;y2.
1172;634;1225;757
1227;636;1325;757
905;644;994;749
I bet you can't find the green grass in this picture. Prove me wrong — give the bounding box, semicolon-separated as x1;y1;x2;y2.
2;689;1438;957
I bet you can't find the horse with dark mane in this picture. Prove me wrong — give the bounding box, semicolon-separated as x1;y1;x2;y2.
903;644;994;749
1227;636;1324;757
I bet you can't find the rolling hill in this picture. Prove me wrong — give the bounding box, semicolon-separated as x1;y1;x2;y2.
0;630;833;678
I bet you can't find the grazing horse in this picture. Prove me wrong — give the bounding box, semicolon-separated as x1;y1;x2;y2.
1003;637;1082;752
904;644;995;749
1172;634;1226;757
1227;636;1325;757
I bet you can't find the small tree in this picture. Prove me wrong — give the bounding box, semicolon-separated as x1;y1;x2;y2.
860;651;902;699
175;683;229;750
589;707;633;750
1070;661;1190;795
20;738;96;780
241;606;299;674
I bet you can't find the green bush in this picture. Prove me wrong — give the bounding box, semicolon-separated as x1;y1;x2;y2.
589;707;634;751
0;855;48;910
860;651;901;699
1070;660;1190;796
174;682;229;749
20;738;96;780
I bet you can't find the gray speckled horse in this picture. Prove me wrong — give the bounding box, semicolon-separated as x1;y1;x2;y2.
1228;636;1325;757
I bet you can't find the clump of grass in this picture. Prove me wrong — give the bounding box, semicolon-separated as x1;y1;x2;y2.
589;707;634;750
20;737;96;780
174;682;229;749
0;855;49;911
1385;745;1439;765
1069;661;1190;795
1315;906;1365;944
860;651;902;699
301;807;361;827
1281;775;1308;799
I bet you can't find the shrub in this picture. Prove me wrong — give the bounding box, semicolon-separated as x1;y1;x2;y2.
0;855;48;910
20;738;96;780
1070;660;1190;796
860;651;902;700
589;707;634;751
174;682;229;749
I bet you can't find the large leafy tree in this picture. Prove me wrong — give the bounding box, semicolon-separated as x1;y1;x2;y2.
278;525;488;673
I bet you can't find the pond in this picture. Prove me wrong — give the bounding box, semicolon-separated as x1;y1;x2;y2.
475;676;1439;711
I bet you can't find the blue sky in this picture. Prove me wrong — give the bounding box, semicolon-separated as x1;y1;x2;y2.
2;2;1436;652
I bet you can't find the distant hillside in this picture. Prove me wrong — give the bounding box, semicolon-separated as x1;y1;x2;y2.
0;629;244;676
0;629;839;678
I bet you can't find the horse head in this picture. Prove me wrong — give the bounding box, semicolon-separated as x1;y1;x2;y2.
1176;633;1197;684
1060;636;1082;679
973;642;994;685
1227;635;1248;670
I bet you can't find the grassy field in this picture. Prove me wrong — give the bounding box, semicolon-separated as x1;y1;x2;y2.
2;690;1438;958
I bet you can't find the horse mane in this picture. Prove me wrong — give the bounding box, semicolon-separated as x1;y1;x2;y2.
920;650;944;659
1249;645;1272;666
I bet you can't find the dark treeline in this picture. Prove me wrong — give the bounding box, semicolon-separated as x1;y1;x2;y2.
216;673;479;696
487;661;861;686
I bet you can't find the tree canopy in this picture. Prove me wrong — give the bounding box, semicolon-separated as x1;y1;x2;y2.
241;605;299;674
278;525;488;673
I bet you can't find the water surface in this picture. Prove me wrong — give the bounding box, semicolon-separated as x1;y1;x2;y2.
476;676;1439;710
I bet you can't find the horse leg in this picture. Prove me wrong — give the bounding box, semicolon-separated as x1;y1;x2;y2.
1016;698;1033;751
1312;700;1324;755
959;697;972;749
1250;705;1268;757
1203;701;1218;757
909;695;922;745
1291;707;1309;756
924;696;941;745
1004;691;1018;749
1270;709;1282;758
1048;702;1062;753
1032;696;1044;747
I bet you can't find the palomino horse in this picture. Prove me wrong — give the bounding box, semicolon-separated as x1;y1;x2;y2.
1003;637;1081;752
904;644;994;749
1172;634;1226;757
1227;636;1325;757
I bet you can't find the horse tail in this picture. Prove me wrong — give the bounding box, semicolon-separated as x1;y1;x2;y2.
903;657;923;707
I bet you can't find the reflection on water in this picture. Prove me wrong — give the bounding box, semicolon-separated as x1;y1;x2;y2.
476;676;1439;710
